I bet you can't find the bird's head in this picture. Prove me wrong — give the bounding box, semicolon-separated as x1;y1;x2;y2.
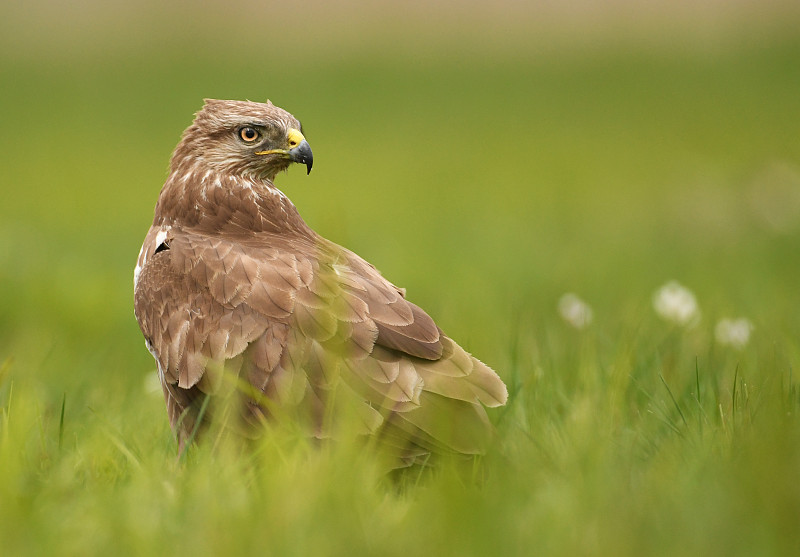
171;99;313;181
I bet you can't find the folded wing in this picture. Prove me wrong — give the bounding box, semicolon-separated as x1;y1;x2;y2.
133;227;507;458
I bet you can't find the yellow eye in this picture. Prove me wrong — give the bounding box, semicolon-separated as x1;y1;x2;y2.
239;127;259;142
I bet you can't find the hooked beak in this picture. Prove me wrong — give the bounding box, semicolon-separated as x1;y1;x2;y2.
255;128;313;175
289;138;313;175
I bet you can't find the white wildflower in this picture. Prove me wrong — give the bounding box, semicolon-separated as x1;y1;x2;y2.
558;293;593;330
715;318;753;349
653;281;700;326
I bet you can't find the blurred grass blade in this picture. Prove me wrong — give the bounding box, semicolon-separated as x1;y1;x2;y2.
58;392;66;451
660;372;688;430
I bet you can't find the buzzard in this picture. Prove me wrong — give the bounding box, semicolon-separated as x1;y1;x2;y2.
133;99;507;464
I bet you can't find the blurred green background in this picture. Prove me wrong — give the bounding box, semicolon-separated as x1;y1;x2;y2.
2;1;800;555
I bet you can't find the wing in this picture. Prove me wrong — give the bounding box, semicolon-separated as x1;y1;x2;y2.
134;226;507;457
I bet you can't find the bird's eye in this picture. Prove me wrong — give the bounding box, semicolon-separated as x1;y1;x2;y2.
239;127;259;142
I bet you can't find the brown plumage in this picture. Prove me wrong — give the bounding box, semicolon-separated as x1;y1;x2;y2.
133;99;507;464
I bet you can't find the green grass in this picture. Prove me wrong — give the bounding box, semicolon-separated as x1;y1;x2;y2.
2;10;800;556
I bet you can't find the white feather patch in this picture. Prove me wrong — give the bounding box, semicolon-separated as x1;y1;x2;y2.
133;243;146;288
154;227;170;248
134;225;172;290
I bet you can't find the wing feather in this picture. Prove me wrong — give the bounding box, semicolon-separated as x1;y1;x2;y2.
134;223;506;460
396;392;493;455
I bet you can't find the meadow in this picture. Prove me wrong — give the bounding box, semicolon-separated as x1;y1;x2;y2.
2;4;800;555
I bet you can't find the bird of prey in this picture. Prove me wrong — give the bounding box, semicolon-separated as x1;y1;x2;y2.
133;99;507;464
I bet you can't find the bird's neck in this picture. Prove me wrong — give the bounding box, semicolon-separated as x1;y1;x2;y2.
154;163;313;238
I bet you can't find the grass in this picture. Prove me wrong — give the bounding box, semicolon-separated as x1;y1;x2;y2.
2;9;800;556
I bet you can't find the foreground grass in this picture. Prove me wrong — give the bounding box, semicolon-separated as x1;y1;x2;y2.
2;18;800;557
2;319;799;556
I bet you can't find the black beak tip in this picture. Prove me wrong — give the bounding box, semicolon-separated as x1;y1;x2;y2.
289;139;314;176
